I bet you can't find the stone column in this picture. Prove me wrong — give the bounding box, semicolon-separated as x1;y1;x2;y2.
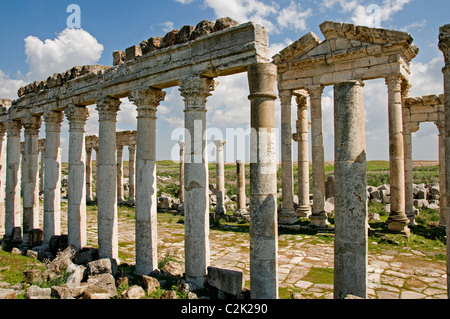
307;85;329;228
86;148;93;203
128;145;136;203
178;141;185;205
403;123;419;227
96;97;121;261
439;23;450;299
333;80;368;299
129;88;164;275
39;141;45;195
235;160;248;214
0;125;6;235
43;111;64;243
437;122;447;228
4;120;22;239
214;140;226;216
385;75;409;234
279;90;297;225
22;115;42;244
248;63;278;299
179;76;217;288
65;105;90;250
116;145;124;204
294;91;311;217
94;147;99;200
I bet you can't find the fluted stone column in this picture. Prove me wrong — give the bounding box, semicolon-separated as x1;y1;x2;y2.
403;123;419;227
22;115;42;244
214;140;226;216
334;81;368;299
129;88;165;275
179;76;217;288
438;24;450;298
43;111;64;243
307;85;329;228
0;125;6;235
279;90;297;225
248;63;278;299
96;97;121;261
65;105;90;250
385;75;409;234
235;160;248;214
437;122;447;228
178;141;185;205
39;141;45;195
294;91;311;217
86;148;93;203
116;146;124;204
128;145;136;203
4;120;22;239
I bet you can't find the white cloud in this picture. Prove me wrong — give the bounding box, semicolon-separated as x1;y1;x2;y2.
276;1;312;32
409;54;444;97
174;0;196;4
24;28;104;81
160;21;175;33
203;0;279;33
0;70;27;100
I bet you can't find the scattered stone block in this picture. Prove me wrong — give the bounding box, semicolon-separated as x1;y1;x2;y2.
141;275;160;295
161;261;183;277
160;290;177;299
121;285;146;299
26;285;51;300
0;288;17;299
207;266;244;296
87;258;117;277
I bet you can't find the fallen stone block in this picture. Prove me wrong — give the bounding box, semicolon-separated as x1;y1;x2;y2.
207;266;244;296
26;285;51;300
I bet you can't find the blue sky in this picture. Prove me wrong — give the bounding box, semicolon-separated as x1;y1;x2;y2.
0;0;449;162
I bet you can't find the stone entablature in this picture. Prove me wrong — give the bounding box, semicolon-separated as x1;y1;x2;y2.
403;94;445;130
273;21;419;89
8;18;268;120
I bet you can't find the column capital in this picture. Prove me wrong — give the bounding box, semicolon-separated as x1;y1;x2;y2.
179;76;218;110
6;120;21;136
43;110;64;132
65;105;90;131
96;96;121;121
23;115;42;136
385;74;403;91
306;85;324;99
128;145;136;153
129;87;166;118
213;140;226;149
279;90;292;106
439;24;450;66
294;92;308;111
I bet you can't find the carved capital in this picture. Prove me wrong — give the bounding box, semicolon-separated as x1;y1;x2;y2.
44;111;64;132
294;92;308;111
385;74;403;92
6;120;21;137
279;90;292;106
96;96;121;122
65;105;90;131
23;116;42;136
213;140;226;149
178;77;218;110
306;85;324;100
129;88;166;118
439;25;450;66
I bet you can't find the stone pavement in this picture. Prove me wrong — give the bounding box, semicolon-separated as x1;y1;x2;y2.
9;204;449;299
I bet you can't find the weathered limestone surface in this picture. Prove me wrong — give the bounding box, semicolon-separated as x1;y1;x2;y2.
96;97;121;262
248;63;278;299
333;81;368;299
43;111;63;243
438;23;450;299
214;140;226;216
180;76;217;288
65;106;90;250
235;160;247;215
129;88;165;276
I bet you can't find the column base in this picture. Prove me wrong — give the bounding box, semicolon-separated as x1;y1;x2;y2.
296;206;311;218
387;218;411;236
309;213;331;228
278;209;298;225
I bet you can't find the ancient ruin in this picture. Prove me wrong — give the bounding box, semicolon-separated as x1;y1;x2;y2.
0;17;449;300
